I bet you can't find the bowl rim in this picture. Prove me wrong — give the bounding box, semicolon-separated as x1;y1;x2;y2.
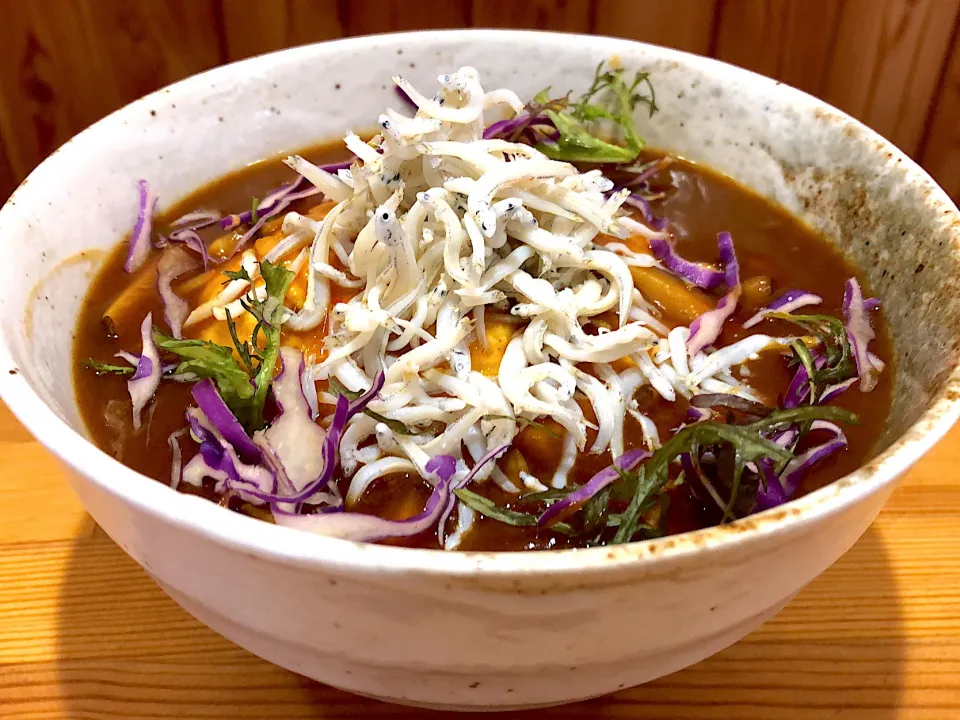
1;28;958;577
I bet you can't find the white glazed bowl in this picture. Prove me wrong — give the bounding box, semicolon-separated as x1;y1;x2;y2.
1;30;959;711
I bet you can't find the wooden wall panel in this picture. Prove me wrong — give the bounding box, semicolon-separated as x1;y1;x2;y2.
0;0;221;188
712;0;843;96
2;0;960;202
0;0;105;179
593;0;718;55
471;0;593;31
822;0;960;156
220;0;342;61
76;1;222;105
336;0;472;35
920;24;960;199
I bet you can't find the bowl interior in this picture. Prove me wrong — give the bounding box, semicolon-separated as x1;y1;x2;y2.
1;30;958;531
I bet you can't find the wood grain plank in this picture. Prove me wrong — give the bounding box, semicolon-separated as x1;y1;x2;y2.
337;0;471;35
471;0;593;31
0;500;957;718
593;0;718;55
919;19;960;200
74;1;222;106
0;442;94;544
821;0;960;156
0;0;80;179
219;0;343;62
712;0;843;96
0;0;222;191
0;139;16;205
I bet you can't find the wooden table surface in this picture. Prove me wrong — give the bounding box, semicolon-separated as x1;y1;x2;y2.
1;403;958;720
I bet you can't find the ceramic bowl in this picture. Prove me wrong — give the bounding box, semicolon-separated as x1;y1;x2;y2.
1;30;958;711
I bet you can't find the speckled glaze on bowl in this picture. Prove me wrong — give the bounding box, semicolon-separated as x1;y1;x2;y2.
0;30;958;711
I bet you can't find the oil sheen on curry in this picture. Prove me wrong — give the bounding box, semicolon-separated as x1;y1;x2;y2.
74;65;892;551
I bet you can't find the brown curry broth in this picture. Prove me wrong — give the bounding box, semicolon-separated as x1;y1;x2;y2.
74;143;893;551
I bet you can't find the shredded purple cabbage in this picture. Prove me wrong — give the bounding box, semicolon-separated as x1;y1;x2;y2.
648;235;725;290
167;228;211;270
742;289;823;329
843;277;879;392
623;193;667;232
439;444;510;541
124;179;158;273
538;447;651;527
156;248;196;339
778;421;848;496
687;232;740;356
127;313;161;429
191;379;262;465
272;452;459;542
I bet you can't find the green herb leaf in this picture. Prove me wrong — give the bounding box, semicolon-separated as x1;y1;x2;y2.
536;61;655;164
582;485;611;535
153;329;256;424
223;267;253;283
250;197;260;224
244;260;294;430
519;487;575;503
770;312;857;400
454;488;577;536
83;358;135;376
539;109;638;163
744;405;859;433
611;404;857;544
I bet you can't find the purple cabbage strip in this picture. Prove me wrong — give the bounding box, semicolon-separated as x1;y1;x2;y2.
190;379;262;465
754;460;788;512
186;407;276;497
778;421;848;497
220;177;304;231
622;157;672;188
537;447;651;527
687;232;741;356
742;289;823;329
819;377;858;404
124;179;158;273
265;396;347;506
272;452;460;542
254;388;357;506
167;228;211;270
648;235;725;290
483;114;557;141
347;371;386;416
483;117;522;139
754;429;799;510
171;209;221;231
167;428;187;489
186;369;387;509
318;159;353;174
783;351;825;409
264;348;329;492
843;277;879;392
623;194;668;232
213;159;350;259
127;313;161;430
156;247;197;339
438;444;510;541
